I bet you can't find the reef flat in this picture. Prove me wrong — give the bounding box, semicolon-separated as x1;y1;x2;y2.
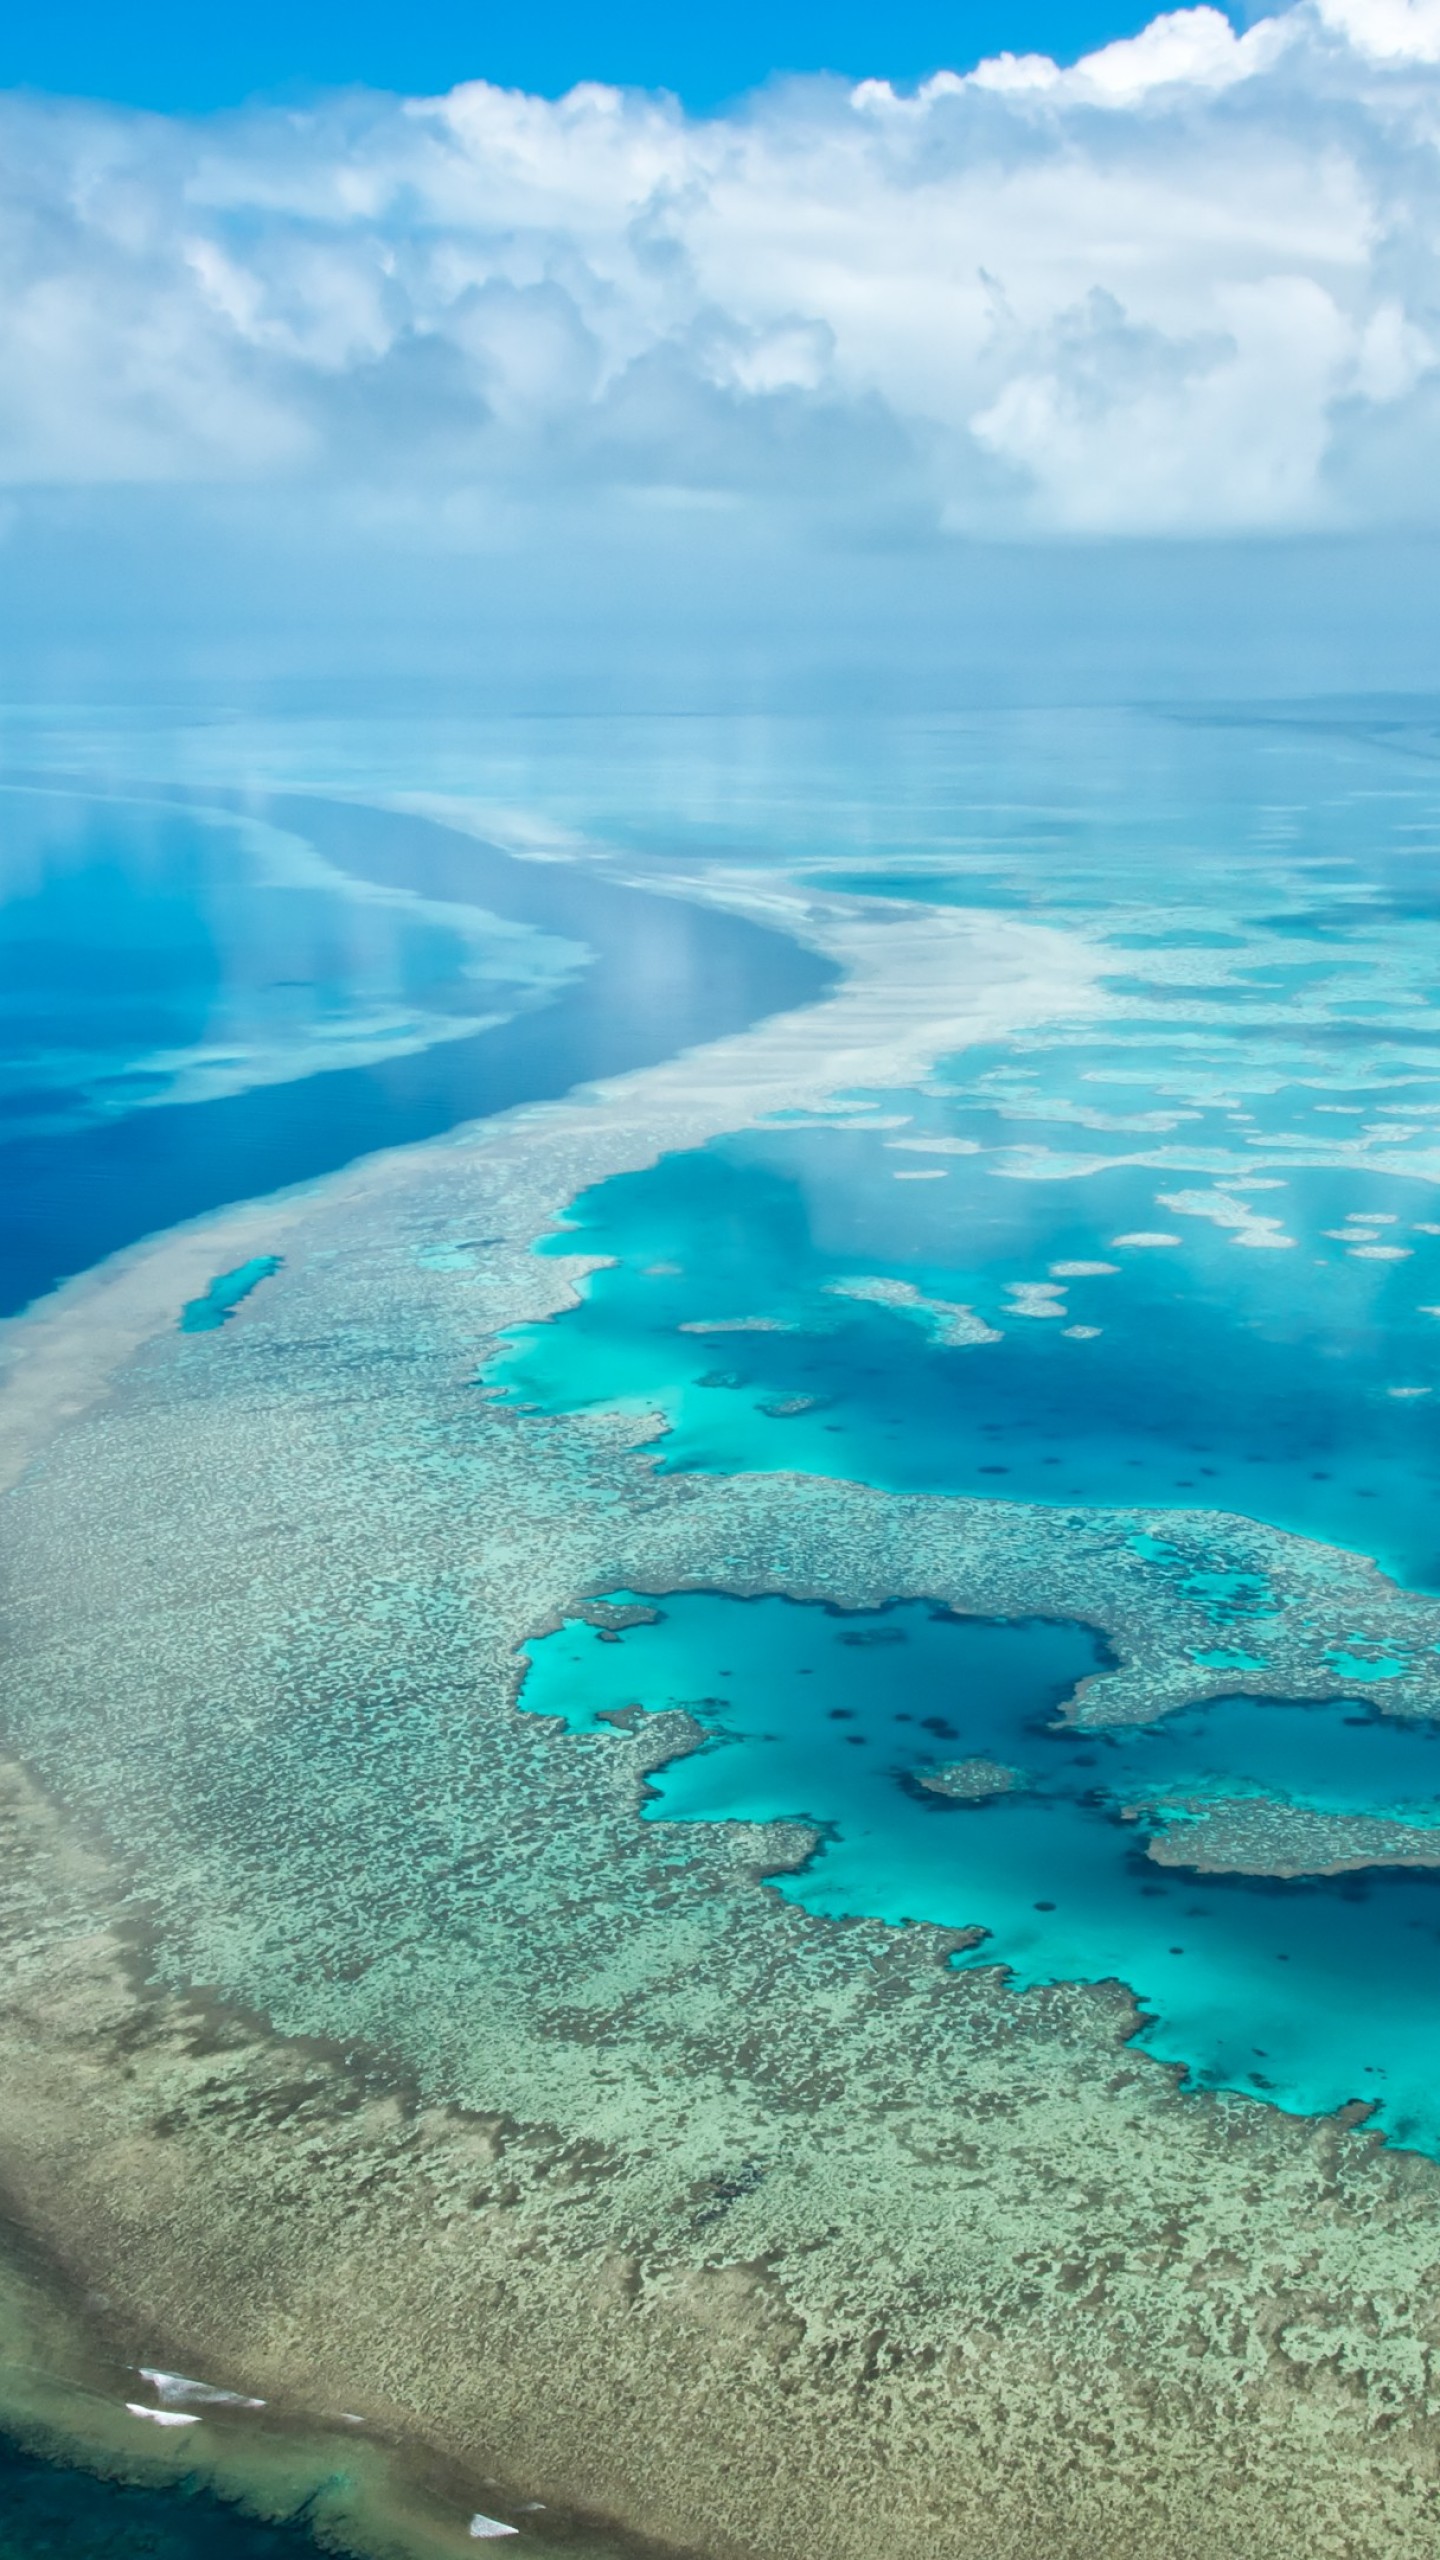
8;806;1440;2556
917;1755;1027;1800
4;1398;1440;2560
1138;1792;1440;1878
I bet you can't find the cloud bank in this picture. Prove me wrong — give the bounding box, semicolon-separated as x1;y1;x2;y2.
4;0;1440;542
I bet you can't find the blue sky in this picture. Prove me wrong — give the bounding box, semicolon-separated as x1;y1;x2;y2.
6;0;1204;111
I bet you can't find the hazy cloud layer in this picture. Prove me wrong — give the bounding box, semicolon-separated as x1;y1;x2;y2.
5;0;1440;536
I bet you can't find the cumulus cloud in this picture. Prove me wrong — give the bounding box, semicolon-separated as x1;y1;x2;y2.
4;0;1440;536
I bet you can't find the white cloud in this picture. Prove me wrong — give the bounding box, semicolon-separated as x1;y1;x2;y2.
954;5;1294;99
3;2;1440;534
1316;0;1440;59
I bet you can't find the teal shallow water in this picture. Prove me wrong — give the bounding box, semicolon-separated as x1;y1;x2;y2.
495;1123;1440;1590
523;1595;1440;2146
180;1257;284;1333
492;705;1440;2141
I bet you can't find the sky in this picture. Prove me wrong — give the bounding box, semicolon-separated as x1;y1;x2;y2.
4;0;1440;697
3;0;1216;114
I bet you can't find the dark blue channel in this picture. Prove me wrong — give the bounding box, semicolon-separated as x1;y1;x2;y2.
0;2430;331;2560
0;788;834;1319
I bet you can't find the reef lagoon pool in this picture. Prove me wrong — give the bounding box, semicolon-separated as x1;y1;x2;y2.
523;1593;1440;2148
493;1110;1440;1593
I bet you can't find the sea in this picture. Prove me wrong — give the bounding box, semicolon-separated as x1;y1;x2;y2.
5;693;1440;2545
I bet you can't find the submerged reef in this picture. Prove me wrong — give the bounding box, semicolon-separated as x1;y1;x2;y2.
1139;1792;1440;1878
914;1755;1028;1801
6;1625;1440;2560
822;1274;1002;1347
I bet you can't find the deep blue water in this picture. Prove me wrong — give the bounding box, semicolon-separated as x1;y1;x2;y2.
523;1594;1440;2146
0;784;833;1317
0;2430;335;2560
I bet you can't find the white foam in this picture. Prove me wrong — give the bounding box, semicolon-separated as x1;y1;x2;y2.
138;2367;265;2410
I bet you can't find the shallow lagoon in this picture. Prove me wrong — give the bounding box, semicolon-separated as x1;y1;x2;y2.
470;702;1440;2148
495;1121;1440;1589
523;1594;1440;2146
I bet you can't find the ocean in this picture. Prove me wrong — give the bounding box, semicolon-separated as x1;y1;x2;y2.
6;695;1440;2545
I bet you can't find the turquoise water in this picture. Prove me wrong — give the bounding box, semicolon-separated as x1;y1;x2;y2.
523;1594;1440;2144
475;701;1440;2145
494;1124;1440;1590
180;1257;283;1333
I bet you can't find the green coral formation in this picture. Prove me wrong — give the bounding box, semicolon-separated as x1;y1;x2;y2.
5;1609;1440;2560
9;1202;1440;2080
1138;1793;1440;1878
915;1756;1028;1801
